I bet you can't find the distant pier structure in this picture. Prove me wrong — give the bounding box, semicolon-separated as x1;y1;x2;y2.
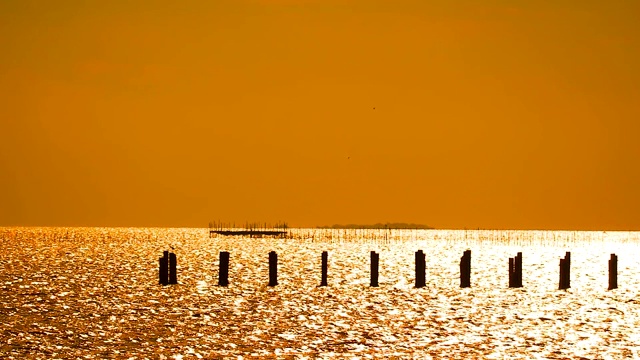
209;221;289;238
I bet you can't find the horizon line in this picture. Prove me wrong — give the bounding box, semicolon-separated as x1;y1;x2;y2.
1;225;639;232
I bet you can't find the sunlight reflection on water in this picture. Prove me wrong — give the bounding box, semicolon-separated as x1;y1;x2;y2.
1;227;640;358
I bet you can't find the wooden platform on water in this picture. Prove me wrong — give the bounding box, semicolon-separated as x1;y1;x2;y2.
209;230;288;237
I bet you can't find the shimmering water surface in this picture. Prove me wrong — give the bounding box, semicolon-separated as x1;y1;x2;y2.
2;228;640;359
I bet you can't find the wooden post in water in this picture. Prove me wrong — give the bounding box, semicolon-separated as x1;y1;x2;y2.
509;252;523;288
268;251;278;286
460;250;471;288
169;252;177;285
559;252;571;290
370;251;379;287
515;252;523;288
415;250;426;288
159;251;169;286
218;251;230;286
565;252;571;289
558;258;565;289
320;251;328;287
508;257;515;288
608;253;618;290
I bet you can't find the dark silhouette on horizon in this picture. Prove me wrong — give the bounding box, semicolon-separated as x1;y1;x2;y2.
318;223;433;230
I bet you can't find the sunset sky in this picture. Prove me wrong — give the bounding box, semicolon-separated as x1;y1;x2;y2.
1;0;639;230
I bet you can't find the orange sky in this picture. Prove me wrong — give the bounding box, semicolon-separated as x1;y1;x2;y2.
1;0;639;230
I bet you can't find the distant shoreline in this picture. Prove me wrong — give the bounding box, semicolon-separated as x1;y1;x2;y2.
317;223;433;230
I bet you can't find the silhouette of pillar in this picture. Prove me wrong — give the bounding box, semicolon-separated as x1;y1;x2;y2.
370;251;379;287
268;251;278;286
508;257;515;288
509;252;523;288
515;252;523;288
565;252;570;289
415;250;426;288
320;251;328;287
559;252;571;290
460;250;471;288
608;253;618;290
159;251;169;286
219;251;230;286
169;252;177;285
559;258;565;289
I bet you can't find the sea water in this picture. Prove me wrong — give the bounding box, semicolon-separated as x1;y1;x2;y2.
1;227;640;358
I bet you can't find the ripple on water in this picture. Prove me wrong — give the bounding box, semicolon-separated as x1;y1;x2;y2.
0;227;639;358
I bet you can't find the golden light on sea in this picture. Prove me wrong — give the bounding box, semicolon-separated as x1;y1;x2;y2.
2;227;639;358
